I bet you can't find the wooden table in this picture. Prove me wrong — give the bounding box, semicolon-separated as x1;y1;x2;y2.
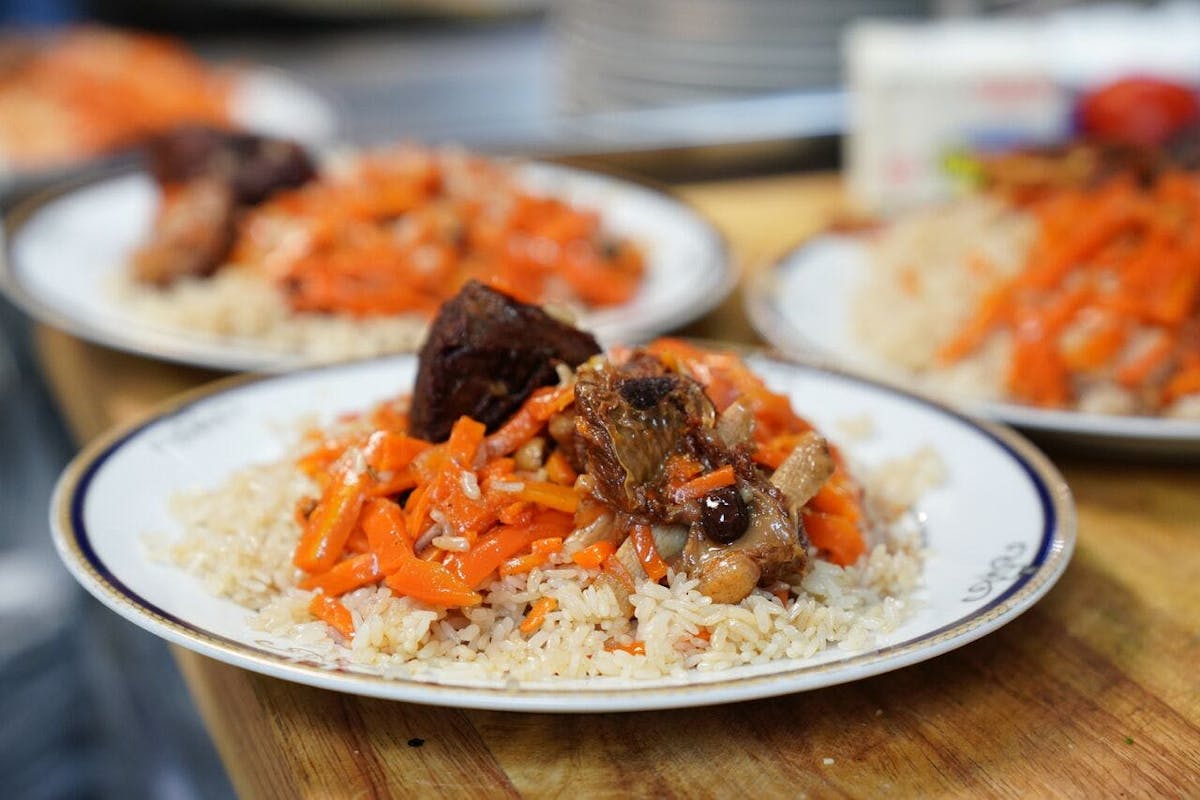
36;174;1200;798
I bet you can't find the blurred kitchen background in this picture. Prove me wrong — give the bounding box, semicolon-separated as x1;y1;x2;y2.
2;0;1196;797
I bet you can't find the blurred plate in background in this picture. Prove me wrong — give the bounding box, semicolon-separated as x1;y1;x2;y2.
746;234;1200;458
0;65;336;200
1;161;731;371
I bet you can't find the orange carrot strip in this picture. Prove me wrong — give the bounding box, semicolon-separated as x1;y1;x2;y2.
630;522;668;582
802;511;866;567
530;537;563;555
511;480;580;513
1164;364;1200;402
365;432;430;473
361;497;413;572
344;526;371;554
520;597;558;635
1116;335;1172;387
544;449;578;486
367;467;418;498
571;540;617;569
445;511;574;588
446;416;487;466
807;478;863;524
605;641;645;656
498;501;533;525
384;558;481;608
672;465;736;503
309;594;355;638
499;552;548;577
299;553;382;596
294;474;367;574
485;385;575;458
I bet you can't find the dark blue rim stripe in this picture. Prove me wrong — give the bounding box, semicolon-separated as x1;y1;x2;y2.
65;353;1064;691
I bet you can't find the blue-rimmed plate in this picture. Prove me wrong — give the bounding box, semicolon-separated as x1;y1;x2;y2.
49;350;1074;712
747;234;1200;458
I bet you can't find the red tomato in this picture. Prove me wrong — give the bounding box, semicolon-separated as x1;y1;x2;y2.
1079;77;1200;146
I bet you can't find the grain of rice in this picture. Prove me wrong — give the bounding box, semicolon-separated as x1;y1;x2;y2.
431;535;470;553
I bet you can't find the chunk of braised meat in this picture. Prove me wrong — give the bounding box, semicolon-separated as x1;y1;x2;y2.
131;177;236;286
134;126;316;285
145;125;315;206
409;281;600;442
574;351;811;604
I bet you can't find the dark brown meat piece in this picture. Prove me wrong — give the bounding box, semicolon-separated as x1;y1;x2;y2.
134;127;315;286
408;281;601;442
145;125;315;206
574;351;809;603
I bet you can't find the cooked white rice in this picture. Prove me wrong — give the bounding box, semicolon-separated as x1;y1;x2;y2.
151;430;939;681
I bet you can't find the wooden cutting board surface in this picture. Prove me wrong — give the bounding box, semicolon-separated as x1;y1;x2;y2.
35;173;1200;799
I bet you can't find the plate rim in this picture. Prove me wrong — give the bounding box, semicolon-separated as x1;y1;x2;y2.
1;161;734;373
50;348;1076;713
746;232;1200;443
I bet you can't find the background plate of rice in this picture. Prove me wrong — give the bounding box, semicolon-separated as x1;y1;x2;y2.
50;351;1073;712
747;233;1200;458
1;161;730;371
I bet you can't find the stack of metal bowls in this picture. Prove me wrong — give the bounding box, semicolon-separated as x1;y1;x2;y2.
552;0;933;113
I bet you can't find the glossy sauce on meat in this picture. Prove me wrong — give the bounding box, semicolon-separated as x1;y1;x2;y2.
574;351;811;603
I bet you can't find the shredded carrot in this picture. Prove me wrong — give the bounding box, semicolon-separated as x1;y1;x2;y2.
443;511;574;588
231;149;646;318
360;497;412;573
1164;362;1200;402
629;523;668;582
802;511;866;567
520;597;558;635
510;480;580;514
384;558;481;607
293;471;367;574
364;432;430;473
544;450;578;486
571;540;617;569
671;465;736;503
484;385;576;458
498;501;534;525
530;537;563;555
935;170;1200;411
499;552;548;577
605;640;645;656
309;594;355;639
1116;334;1173;387
300;553;382;596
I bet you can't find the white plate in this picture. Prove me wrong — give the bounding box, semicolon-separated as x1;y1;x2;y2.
0;66;337;197
747;234;1200;458
51;352;1074;712
1;162;731;372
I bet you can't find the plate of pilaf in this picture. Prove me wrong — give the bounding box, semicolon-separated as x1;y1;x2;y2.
3;135;729;371
51;285;1073;711
748;139;1200;456
0;26;334;188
